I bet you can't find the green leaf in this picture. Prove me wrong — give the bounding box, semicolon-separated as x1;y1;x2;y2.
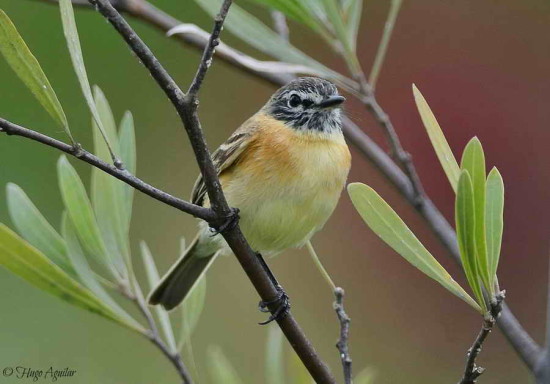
207;346;244;384
90;87;128;276
56;156;114;275
59;0;116;161
412;85;460;193
6;183;72;272
354;367;376;384
456;171;486;311
485;167;504;288
343;0;363;51
460;137;491;292
62;213;141;329
265;326;285;384
178;270;207;349
140;241;178;353
0;10;74;142
246;0;322;33
118;111;136;222
347;182;481;312
0;224;143;333
191;0;357;91
320;0;354;54
369;0;402;88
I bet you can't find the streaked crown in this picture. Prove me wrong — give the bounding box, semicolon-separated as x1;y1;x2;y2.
263;77;345;133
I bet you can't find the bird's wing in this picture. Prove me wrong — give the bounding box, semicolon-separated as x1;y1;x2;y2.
191;117;259;206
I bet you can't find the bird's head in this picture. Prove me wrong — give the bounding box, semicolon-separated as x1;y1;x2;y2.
263;77;345;134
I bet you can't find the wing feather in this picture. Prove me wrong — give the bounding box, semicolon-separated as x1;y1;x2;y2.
191;118;259;206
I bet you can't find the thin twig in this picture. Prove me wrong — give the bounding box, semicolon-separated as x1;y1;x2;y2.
459;318;493;384
0;118;214;221
116;279;193;383
84;0;337;382
357;79;426;205
134;293;193;384
368;0;403;89
271;10;289;42
534;257;550;383
458;291;505;384
25;0;545;373
334;288;352;384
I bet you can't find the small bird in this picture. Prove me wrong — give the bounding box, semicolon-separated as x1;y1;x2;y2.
148;77;351;311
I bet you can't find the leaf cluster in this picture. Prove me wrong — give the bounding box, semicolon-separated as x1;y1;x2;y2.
348;86;504;315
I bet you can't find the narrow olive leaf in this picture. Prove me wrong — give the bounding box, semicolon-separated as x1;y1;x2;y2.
207;346;244;384
369;0;403;89
460;137;491;292
412;85;460;193
0;224;143;333
57;156;114;275
58;0;117;161
265;326;285;384
0;10;74;142
245;0;322;34
178;272;207;349
456;171;487;311
354;367;376;384
192;0;357;92
6;183;72;272
90;87;128;275
62;214;142;329
302;0;329;25
140;241;178;354
485;167;504;287
118;111;136;221
348;183;481;312
318;0;363;75
343;0;363;51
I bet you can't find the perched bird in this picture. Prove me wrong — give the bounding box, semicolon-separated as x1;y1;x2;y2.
148;77;351;311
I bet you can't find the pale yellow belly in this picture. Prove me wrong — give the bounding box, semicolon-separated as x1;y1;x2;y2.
224;175;343;254
198;123;351;256
218;136;350;254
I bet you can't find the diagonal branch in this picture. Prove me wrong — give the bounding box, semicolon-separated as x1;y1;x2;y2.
119;283;193;384
357;81;425;205
0;118;214;222
84;0;337;382
27;0;545;373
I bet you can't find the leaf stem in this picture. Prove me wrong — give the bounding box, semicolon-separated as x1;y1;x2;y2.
306;241;336;291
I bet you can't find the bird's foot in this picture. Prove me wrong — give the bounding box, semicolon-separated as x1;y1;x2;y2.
209;207;240;236
258;285;290;325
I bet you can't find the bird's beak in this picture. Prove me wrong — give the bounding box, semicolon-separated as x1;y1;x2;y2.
318;95;346;109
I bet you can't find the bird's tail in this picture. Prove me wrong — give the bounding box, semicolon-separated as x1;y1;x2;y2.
148;235;218;310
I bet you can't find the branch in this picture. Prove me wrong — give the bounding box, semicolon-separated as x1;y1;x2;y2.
459;318;493;384
30;0;544;372
458;292;505;384
334;288;352;384
119;283;193;384
0;118;214;222
534;258;550;383
271;11;289;42
357;81;425;205
84;0;337;382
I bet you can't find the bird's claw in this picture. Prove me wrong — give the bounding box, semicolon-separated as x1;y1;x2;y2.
258;285;290;325
209;208;240;236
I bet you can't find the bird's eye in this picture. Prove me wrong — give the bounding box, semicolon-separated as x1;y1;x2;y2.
288;94;301;108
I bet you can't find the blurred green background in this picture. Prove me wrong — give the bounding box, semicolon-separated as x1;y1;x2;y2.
1;0;549;383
